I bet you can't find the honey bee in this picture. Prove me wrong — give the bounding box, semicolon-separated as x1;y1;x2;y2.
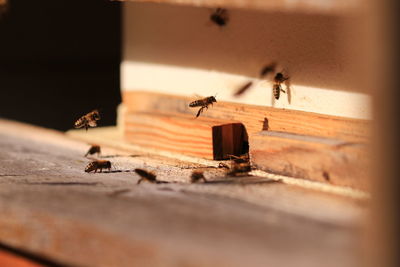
262;117;269;131
189;96;217;118
190;171;207;183
85;144;101;157
226;154;251;176
233;81;253;97
135;168;158;184
210;8;229;27
74;110;100;131
273;73;289;100
85;160;111;173
260;62;277;78
227;162;251;176
218;162;230;169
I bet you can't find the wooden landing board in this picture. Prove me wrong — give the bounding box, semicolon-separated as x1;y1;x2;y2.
250;131;371;191
0;119;366;267
123;91;371;143
124;112;247;160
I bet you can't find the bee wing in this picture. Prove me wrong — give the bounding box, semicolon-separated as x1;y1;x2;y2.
88;121;97;127
271;85;276;106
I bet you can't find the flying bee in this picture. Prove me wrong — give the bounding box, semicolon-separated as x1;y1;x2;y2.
85;144;101;157
189;96;217;118
233;81;253;97
135;168;158;184
190;171;207;183
260;62;277;78
273;73;289;100
210;8;229;27
85;160;111;173
74;110;100;131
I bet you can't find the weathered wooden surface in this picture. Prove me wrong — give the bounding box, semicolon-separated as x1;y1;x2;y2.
0;119;366;267
250;131;371;191
125;112;247;160
123;91;371;143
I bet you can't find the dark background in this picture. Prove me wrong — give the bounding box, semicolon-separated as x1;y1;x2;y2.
0;0;121;131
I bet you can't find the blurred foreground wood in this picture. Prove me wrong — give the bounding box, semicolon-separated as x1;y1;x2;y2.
0;119;366;267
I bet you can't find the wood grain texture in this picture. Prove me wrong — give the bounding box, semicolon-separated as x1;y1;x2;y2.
123;91;371;143
0;119;366;267
125;111;247;159
250;131;371;191
120;0;362;14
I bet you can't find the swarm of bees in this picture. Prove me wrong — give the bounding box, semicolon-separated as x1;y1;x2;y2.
189;96;217;118
210;8;229;27
74;110;101;131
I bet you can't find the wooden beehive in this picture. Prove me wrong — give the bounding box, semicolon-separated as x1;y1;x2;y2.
119;0;374;190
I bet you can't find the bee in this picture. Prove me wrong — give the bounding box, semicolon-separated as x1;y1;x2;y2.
85;144;101;157
189;96;217;118
226;154;251;176
85;160;111;173
210;8;229;27
74;110;100;131
190;171;207;183
227;162;251;176
135;168;158;184
273;73;289;100
262;117;269;131
218;162;230;169
233;81;253;97
260;62;277;78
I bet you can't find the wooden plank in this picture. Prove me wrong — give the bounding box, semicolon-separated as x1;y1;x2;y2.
0;251;45;267
120;0;362;14
250;131;371;191
0;119;366;267
122;91;371;143
124;112;247;160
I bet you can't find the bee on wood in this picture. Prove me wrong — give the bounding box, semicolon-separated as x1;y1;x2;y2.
74;110;100;131
260;62;277;78
233;81;253;97
218;162;230;169
85;144;101;157
210;8;229;27
273;73;289;100
261;117;269;131
135;168;158;184
226;154;251;176
189;96;217;118
85;160;111;173
227;162;251;176
190;170;207;183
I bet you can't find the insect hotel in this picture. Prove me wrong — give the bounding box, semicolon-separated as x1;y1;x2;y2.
1;0;392;267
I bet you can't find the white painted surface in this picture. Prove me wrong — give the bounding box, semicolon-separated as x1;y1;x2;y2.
122;61;371;119
122;2;372;119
